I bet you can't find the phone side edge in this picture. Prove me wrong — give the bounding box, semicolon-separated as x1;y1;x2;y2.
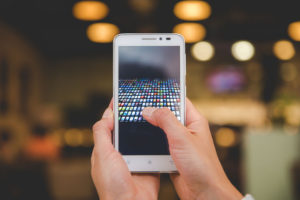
180;35;186;126
113;34;120;151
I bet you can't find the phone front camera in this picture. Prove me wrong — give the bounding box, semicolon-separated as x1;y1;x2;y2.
159;37;162;40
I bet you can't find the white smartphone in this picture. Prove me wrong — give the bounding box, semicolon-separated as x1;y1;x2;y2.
113;33;186;172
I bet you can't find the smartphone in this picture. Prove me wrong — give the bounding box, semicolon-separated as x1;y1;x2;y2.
113;33;186;172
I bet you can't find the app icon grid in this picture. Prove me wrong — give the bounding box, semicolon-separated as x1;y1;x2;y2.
118;79;180;122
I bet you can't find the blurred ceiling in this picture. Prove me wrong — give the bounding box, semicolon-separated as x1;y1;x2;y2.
0;0;299;59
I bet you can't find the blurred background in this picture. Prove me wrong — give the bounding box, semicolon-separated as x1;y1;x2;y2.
0;0;300;199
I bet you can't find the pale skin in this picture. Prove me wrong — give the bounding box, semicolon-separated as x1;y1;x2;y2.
91;98;243;200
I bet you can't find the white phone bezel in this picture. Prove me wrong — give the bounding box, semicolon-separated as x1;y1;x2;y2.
113;33;186;172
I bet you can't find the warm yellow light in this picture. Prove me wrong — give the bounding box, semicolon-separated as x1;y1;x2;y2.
191;41;214;61
174;1;211;21
273;40;295;61
173;23;206;43
64;129;84;147
73;1;109;21
87;23;120;43
284;104;300;126
81;129;94;147
231;40;255;61
215;128;236;148
288;21;300;41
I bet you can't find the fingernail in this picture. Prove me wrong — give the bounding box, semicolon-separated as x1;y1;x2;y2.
102;108;113;119
142;107;157;118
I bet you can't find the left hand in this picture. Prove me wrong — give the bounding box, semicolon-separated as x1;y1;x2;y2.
91;101;160;200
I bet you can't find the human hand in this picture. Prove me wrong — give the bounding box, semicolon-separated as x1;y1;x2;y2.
91;101;160;200
142;98;243;200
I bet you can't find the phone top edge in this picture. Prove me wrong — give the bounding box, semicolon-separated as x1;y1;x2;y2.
129;170;178;173
115;33;182;36
114;33;185;44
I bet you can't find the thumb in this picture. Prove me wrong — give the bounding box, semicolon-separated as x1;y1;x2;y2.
142;107;188;149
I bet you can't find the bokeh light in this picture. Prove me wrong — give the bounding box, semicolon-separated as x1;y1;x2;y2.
87;23;120;43
288;21;300;41
173;23;206;43
284;104;300;126
72;1;109;21
273;40;295;61
191;41;214;61
215;128;236;148
231;40;255;61
81;129;94;147
194;100;266;126
173;1;211;21
64;129;84;147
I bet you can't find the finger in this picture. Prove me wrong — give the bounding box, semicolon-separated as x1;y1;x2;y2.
91;150;95;166
102;106;114;130
109;98;113;110
185;98;209;131
142;107;188;146
92;108;119;184
92;107;114;151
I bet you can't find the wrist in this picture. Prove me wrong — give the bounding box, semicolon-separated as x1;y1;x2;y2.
197;180;243;200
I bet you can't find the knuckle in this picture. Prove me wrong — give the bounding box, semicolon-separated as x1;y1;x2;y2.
92;147;101;158
203;118;209;125
92;121;101;132
191;115;209;128
90;153;94;165
199;115;209;126
197;111;209;125
90;170;94;182
92;120;106;132
90;168;94;180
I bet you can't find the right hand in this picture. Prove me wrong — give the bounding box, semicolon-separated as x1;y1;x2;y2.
142;98;243;200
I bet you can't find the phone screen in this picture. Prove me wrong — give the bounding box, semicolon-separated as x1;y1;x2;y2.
118;46;181;155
